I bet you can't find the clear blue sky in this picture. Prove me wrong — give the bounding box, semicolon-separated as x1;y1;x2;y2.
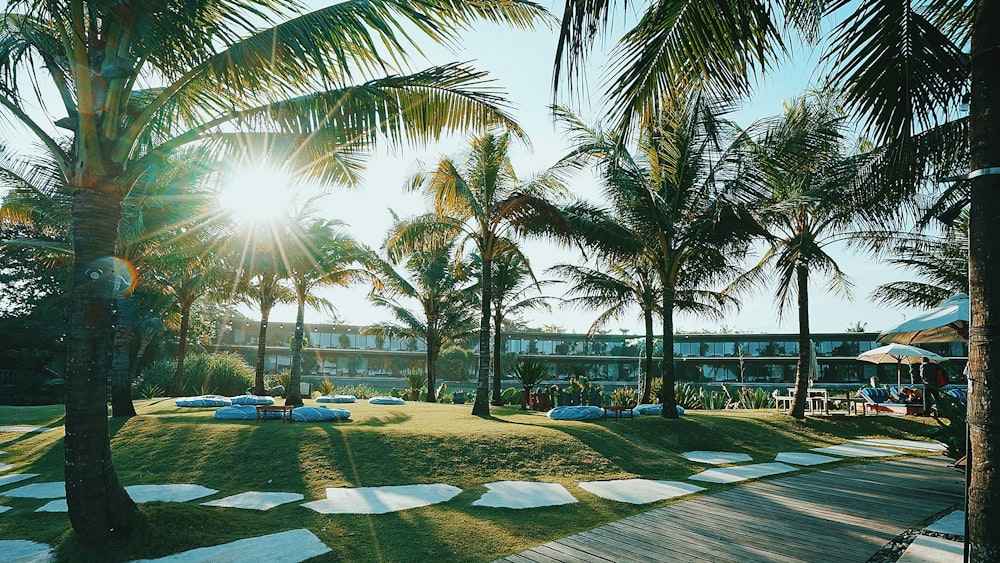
271;1;925;335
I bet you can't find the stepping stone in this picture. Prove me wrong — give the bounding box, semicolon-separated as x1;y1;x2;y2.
2;482;64;499
850;439;946;452
130;528;330;562
775;452;839;466
0;474;38;488
0;463;12;473
578;479;704;504
303;483;461;514
811;444;904;457
897;535;963;563
202;492;303;511
682;451;752;465
125;484;217;503
36;500;66;513
472;481;577;509
0;426;52;433
689;462;798;484
0;506;10;514
0;539;53;562
925;511;965;536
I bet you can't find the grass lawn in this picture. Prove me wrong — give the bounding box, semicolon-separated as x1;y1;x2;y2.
0;399;945;562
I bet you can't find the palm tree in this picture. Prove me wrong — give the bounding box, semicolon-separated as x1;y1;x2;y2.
0;0;547;540
555;98;761;418
482;250;553;406
552;4;1000;554
283;216;376;406
389;132;569;416
367;236;478;403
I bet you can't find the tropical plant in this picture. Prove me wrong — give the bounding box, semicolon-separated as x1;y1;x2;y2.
733;386;774;410
511;356;549;408
0;0;546;542
608;386;636;407
699;386;732;410
316;378;336;396
405;370;427;401
367;235;478;402
437;345;476;381
674;382;702;409
388;131;571;415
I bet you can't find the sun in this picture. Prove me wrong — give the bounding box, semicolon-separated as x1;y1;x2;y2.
218;165;294;222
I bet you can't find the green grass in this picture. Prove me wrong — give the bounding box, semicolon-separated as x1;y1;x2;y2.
0;400;944;562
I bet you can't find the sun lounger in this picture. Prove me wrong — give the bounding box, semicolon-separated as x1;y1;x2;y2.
859;387;923;415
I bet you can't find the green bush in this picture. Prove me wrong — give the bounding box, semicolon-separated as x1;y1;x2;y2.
698;386;731;410
511;357;548;390
316;378;336;396
675;383;701;409
733;386;774;409
930;393;966;459
134;353;254;397
501;387;521;405
437;346;475;381
336;383;379;399
609;387;636;406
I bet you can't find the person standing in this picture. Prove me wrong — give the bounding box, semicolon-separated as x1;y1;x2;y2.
919;356;941;415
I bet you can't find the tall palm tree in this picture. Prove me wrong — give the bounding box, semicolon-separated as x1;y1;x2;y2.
0;0;546;540
283;216;377;406
728;95;863;419
389;132;569;416
552;4;1000;554
556;98;762;418
367;237;478;402
550;255;661;403
481;249;553;406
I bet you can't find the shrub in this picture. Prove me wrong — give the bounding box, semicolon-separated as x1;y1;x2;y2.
134;353;254;397
336;383;379;399
929;393;966;459
698;386;731;410
437;346;475;381
733;386;774;409
511;357;548;391
609;387;636;406
501;387;521;405
316;378;336;396
675;383;701;409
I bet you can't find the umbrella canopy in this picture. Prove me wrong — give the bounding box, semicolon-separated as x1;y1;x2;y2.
858;343;947;388
877;293;970;345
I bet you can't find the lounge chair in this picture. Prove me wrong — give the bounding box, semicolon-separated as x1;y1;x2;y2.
859;387;923;415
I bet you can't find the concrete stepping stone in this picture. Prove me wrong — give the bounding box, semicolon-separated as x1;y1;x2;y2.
0;506;10;514
925;511;965;535
0;426;52;433
689;462;798;484
897;535;963;563
202;492;303;511
0;539;53;562
0;474;38;488
775;452;839;466
2;482;64;499
303;483;461;514
850;439;946;452
35;500;66;513
682;451;752;465
472;481;577;509
578;479;704;504
811;444;904;457
0;463;13;473
125;484;217;503
130;528;330;562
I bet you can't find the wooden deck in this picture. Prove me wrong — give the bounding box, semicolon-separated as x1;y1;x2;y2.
496;456;965;563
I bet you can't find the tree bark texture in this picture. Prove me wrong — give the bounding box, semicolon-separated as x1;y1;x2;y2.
286;298;306;407
491;310;504;406
171;301;192;395
472;256;493;416
253;313;270;396
65;188;137;543
426;339;440;403
109;296;137;418
640;308;654;404
967;2;1000;558
660;286;679;419
791;265;810;419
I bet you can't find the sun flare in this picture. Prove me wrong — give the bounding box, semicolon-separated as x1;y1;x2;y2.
218;165;294;222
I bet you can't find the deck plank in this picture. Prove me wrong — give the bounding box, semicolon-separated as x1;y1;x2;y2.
497;456;963;563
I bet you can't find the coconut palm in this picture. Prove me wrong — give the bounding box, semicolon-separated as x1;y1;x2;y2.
283;216;377;406
555;97;762;418
389;131;570;416
0;0;548;539
366;235;478;403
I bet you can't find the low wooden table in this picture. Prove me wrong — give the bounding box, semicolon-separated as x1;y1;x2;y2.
255;404;294;422
603;405;636;421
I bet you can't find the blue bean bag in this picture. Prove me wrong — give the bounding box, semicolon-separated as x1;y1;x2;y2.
213;405;282;420
231;394;275;406
369;396;406;405
176;395;232;407
547;405;605;421
633;404;685;416
316;395;357;403
291;406;351;422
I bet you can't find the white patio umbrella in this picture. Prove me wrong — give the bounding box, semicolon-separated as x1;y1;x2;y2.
858;343;947;389
877;293;970;345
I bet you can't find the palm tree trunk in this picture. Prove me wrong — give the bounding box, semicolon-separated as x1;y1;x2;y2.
109;295;137;418
65;188;137;542
790;265;810;419
426;340;439;402
660;286;678;419
171;300;193;395
472;256;493;416
491;310;504;406
253;311;270;395
966;3;1000;556
640;307;654;404
286;296;306;407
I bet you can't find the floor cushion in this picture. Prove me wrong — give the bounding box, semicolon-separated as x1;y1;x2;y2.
634;404;685;416
547;405;605;421
213;405;274;420
369;396;406;405
291;406;351;422
316;395;357;403
231;395;275;406
176;395;232;408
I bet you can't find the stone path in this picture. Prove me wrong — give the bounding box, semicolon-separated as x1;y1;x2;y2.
0;437;954;561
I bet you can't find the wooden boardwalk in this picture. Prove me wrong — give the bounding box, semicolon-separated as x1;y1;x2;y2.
496;456;965;563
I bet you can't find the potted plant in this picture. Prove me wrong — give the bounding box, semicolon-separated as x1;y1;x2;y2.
511;357;549;410
405;371;427;401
